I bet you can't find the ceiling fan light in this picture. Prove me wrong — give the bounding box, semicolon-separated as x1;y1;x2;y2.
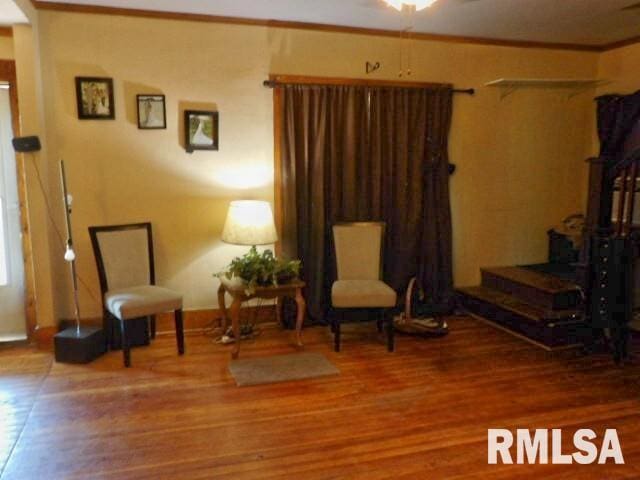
383;0;438;11
414;0;438;10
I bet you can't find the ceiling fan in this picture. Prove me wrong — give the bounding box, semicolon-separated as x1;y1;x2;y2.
365;0;638;12
384;0;438;10
358;0;482;78
361;0;481;11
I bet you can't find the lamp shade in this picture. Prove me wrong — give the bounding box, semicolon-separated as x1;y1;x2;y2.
221;200;278;246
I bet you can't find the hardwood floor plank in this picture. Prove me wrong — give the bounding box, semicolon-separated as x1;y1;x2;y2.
0;349;52;476
0;317;638;479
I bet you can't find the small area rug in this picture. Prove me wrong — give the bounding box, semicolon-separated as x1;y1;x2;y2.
229;352;339;387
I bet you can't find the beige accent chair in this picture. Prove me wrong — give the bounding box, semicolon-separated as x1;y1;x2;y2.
331;222;396;352
89;223;184;367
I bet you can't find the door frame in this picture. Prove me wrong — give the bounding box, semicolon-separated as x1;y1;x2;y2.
0;59;38;340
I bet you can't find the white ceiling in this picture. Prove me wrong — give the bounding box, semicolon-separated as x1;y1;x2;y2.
36;0;640;46
0;0;28;25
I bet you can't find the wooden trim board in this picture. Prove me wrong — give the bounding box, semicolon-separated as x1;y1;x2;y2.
28;0;626;52
39;305;279;348
33;326;56;349
157;305;278;334
602;35;640;52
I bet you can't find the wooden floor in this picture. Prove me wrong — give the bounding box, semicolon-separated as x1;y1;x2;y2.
1;316;640;479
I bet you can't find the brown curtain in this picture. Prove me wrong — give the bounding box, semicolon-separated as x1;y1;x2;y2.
279;83;454;321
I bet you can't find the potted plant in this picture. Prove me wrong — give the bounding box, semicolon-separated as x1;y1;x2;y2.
216;246;301;295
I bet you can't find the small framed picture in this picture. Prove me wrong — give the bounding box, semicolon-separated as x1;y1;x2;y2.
75;77;115;120
184;110;219;152
137;94;166;129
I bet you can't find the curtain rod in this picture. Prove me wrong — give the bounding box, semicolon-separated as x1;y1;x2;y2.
263;80;474;95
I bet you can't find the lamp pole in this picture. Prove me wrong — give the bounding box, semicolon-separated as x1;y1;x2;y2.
60;160;80;336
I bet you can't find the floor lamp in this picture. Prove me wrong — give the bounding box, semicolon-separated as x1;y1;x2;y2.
53;160;106;363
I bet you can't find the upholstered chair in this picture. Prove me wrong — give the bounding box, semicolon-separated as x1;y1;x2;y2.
89;223;184;367
331;222;396;352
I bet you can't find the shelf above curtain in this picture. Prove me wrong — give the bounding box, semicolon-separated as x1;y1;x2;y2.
485;78;607;99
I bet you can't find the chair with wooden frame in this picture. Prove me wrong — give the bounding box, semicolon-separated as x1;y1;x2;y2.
88;223;184;367
330;222;396;352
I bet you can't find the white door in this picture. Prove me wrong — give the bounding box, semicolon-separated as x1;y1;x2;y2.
0;86;26;341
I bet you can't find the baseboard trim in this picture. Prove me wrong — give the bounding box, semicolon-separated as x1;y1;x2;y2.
0;338;30;349
34;326;57;349
44;305;278;347
156;309;219;333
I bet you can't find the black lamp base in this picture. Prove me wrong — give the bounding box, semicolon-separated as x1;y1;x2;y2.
54;326;106;364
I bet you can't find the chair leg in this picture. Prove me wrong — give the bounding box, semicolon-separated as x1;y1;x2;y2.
175;309;185;355
120;319;131;367
334;311;341;352
329;308;335;333
103;310;112;351
150;315;157;340
385;309;395;353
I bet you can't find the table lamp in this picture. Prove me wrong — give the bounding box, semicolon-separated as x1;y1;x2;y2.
219;200;278;342
221;200;278;246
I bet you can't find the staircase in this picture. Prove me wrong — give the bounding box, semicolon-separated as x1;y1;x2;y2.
457;266;585;349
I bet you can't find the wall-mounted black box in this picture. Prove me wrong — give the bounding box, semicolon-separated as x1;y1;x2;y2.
54;326;106;364
12;135;41;152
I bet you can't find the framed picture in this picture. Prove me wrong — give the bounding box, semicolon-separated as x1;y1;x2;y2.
137;94;166;129
184;110;219;152
75;77;115;120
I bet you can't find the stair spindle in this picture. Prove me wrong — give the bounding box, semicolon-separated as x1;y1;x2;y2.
616;167;630;237
624;161;639;237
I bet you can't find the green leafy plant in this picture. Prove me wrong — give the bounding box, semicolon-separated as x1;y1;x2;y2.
216;246;301;295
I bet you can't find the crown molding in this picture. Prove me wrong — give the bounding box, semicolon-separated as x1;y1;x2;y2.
601;35;640;52
29;0;613;53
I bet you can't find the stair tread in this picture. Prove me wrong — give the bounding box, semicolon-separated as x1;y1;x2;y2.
482;266;580;295
457;285;581;324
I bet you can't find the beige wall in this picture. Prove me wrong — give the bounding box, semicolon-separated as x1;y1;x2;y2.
598;43;640;95
31;11;601;323
0;35;13;59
